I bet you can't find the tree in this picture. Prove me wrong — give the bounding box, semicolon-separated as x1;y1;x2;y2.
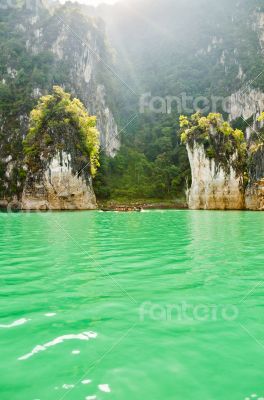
179;112;247;179
23;86;100;177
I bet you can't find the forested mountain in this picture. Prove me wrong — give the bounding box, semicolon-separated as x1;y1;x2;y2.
104;0;264;94
92;0;264;201
0;0;264;206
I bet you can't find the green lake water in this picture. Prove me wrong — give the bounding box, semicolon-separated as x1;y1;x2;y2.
0;210;264;400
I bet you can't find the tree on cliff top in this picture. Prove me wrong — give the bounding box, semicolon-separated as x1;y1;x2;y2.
23;86;100;177
179;112;247;179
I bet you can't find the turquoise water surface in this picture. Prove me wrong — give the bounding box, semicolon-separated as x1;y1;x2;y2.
0;210;264;400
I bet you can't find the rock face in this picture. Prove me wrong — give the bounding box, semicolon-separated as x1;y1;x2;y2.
187;143;244;210
22;152;97;210
95;85;120;157
245;181;264;210
245;146;264;210
227;11;264;138
41;11;120;156
229;89;264;122
186;143;264;211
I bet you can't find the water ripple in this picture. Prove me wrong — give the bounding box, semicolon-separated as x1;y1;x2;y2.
18;331;97;361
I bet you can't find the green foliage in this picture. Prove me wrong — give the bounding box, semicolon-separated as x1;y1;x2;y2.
24;86;100;176
180;112;244;144
258;112;264;122
180;112;247;177
0;2;71;107
94;114;190;201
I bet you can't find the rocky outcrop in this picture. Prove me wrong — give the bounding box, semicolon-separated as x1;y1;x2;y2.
186;143;244;210
22;152;96;210
229;89;264;123
184;8;264;211
227;11;264;135
245;180;264;210
255;12;264;52
95;85;120;157
186;142;264;211
245;146;264;210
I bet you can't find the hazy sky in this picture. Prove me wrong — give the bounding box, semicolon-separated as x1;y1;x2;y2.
72;0;119;5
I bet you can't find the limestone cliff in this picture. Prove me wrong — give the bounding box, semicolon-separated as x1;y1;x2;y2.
186;143;244;210
245;145;264;210
22;152;97;210
186;142;264;211
19;86;99;211
227;11;264;136
183;113;264;211
229;89;264;123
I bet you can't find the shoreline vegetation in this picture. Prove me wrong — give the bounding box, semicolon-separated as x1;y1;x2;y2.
0;199;187;212
3;200;264;212
98;198;188;211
